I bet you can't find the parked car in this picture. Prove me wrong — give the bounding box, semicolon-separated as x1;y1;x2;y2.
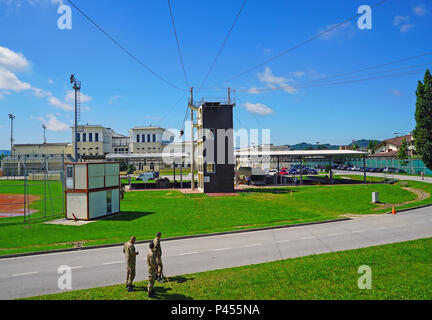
309;168;318;174
268;169;279;176
289;168;298;175
146;171;160;179
279;168;289;175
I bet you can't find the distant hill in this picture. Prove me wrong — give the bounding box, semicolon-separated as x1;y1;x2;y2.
349;139;380;148
0;150;10;155
288;142;339;150
288;139;381;150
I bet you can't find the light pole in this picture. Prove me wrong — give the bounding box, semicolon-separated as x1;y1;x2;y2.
70;74;81;162
42;124;47;144
8;113;15;157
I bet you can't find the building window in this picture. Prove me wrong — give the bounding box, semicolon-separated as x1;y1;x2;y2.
136;134;140;143
142;134;146;143
89;133;93;142
152;134;156;142
77;133;80;142
147;134;151;142
95;133;99;142
83;133;87;142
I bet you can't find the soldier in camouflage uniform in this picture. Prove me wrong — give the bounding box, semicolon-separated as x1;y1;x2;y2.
123;236;139;292
153;232;164;283
147;241;157;298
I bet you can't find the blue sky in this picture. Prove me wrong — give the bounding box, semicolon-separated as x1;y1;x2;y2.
0;0;431;149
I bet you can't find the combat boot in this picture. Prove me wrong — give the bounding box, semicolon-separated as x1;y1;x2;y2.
148;291;156;298
127;286;135;292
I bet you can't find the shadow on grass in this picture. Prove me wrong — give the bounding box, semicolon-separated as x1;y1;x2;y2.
133;286;193;300
167;276;194;284
101;211;155;221
241;188;299;194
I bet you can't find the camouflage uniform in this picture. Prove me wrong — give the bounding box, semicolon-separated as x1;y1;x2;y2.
147;247;157;293
153;237;163;278
123;241;137;288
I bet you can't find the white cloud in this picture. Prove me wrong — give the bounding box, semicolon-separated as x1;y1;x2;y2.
413;5;427;17
32;114;69;131
0;66;32;91
48;79;54;84
48;96;73;111
257;67;297;94
400;24;414;33
64;90;92;104
390;89;401;96
0;46;30;70
248;86;260;94
33;88;52;98
292;71;305;78
393;16;414;33
318;22;355;40
108;95;121;104
243;102;274;115
393;15;411;26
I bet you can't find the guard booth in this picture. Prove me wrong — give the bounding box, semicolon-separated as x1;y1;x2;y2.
65;162;120;221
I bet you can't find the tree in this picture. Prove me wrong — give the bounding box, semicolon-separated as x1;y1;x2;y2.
127;164;136;174
397;138;409;166
413;69;432;170
367;140;378;152
352;143;359;151
119;161;128;172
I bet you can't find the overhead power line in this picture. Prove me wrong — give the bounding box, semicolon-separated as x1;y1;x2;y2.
197;0;247;93
167;0;190;88
67;0;186;92
209;0;389;88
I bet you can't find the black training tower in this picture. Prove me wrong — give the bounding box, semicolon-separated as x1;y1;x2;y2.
197;101;234;193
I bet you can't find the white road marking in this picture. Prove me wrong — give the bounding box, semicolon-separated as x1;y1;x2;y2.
212;248;231;252
276;240;291;243
301;236;316;240
374;227;386;231
102;261;123;265
71;266;83;269
12;272;38;277
327;233;344;237
178;252;199;256
393;224;407;228
244;244;261;247
352;230;367;233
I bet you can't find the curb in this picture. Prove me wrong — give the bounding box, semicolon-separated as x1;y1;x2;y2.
0;218;351;259
385;203;432;214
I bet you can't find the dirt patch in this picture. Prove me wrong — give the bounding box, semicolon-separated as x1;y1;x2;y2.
0;194;40;217
371;187;431;211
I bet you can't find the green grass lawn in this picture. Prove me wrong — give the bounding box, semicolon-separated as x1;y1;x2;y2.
25;237;432;300
0;182;424;256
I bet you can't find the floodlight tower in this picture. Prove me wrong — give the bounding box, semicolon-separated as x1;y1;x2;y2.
8;113;15;157
70;74;81;162
42;124;47;144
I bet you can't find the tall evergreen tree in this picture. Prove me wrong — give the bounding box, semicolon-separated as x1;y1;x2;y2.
413;69;432;170
397;138;409;166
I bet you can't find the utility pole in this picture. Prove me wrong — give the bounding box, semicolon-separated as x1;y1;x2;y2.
8;114;15;157
189;87;195;190
227;87;231;104
70;74;81;162
42;124;47;144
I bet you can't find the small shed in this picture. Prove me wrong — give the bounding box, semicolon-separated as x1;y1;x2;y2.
65;162;120;221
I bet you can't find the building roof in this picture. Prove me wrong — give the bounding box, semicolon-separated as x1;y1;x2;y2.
235;150;368;158
130;126;164;130
369;151;398;158
14;143;70;147
377;134;413;148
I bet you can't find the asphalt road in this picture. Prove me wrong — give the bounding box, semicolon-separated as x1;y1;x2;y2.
332;170;432;183
1;205;431;300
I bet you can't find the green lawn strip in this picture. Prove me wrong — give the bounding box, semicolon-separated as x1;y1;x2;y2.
25;237;432;300
0;184;421;256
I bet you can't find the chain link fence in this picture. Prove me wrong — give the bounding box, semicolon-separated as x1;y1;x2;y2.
0;154;67;224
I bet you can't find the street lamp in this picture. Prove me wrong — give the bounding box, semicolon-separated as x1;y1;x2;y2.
70;74;81;162
8;114;15;157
